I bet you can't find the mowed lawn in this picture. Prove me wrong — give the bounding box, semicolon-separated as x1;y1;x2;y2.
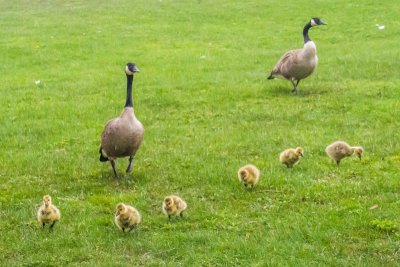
1;0;400;265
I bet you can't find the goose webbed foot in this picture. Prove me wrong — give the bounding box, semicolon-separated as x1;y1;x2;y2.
110;160;118;178
126;156;134;174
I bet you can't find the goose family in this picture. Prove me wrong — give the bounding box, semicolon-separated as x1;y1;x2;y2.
99;63;144;178
268;18;326;94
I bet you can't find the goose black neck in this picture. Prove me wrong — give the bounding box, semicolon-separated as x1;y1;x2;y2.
303;22;312;44
124;74;134;108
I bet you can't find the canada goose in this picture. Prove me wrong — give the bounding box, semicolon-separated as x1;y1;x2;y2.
162;195;187;220
114;203;141;232
279;147;304;168
325;141;364;166
237;164;260;188
99;62;144;177
37;195;61;229
267;18;327;94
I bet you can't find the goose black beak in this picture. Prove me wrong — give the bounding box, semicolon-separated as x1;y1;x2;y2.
321;20;327;25
133;66;140;73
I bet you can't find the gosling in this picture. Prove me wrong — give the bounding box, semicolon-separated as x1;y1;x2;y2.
237;164;260;188
325;141;364;166
114;203;141;232
162;195;187;220
279;147;304;168
37;195;61;229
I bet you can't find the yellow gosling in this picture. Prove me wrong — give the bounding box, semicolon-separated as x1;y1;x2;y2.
279;147;304;168
237;164;260;188
162;195;187;220
325;141;364;166
37;195;61;229
114;203;141;232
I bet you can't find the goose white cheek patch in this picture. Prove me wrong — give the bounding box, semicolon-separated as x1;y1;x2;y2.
125;65;134;75
311;19;317;26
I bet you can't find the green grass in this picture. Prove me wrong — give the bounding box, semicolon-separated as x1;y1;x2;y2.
1;0;400;265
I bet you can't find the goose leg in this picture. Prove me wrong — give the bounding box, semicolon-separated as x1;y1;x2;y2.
110;160;118;177
126;156;134;174
290;79;301;95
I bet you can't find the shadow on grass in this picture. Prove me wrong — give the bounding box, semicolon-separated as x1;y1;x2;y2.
86;167;147;188
263;82;331;97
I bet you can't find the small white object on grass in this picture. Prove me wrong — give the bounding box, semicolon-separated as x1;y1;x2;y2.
35;80;41;85
375;24;385;30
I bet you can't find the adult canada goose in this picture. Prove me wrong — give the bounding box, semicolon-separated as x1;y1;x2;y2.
325;141;364;166
267;18;326;94
99;63;144;177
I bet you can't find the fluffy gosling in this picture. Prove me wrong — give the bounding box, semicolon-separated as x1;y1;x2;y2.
37;195;61;229
162;195;187;220
114;203;141;232
325;141;364;166
237;164;260;188
279;147;304;168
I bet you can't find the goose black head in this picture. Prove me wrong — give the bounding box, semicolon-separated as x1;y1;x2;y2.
125;62;140;75
311;18;327;26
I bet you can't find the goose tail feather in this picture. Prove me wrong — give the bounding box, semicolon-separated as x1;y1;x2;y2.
99;146;109;162
267;73;275;80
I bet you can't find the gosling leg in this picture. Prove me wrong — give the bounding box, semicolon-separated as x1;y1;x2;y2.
110;160;118;178
50;221;57;229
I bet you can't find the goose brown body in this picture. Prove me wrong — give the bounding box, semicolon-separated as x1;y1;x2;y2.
101;108;144;160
